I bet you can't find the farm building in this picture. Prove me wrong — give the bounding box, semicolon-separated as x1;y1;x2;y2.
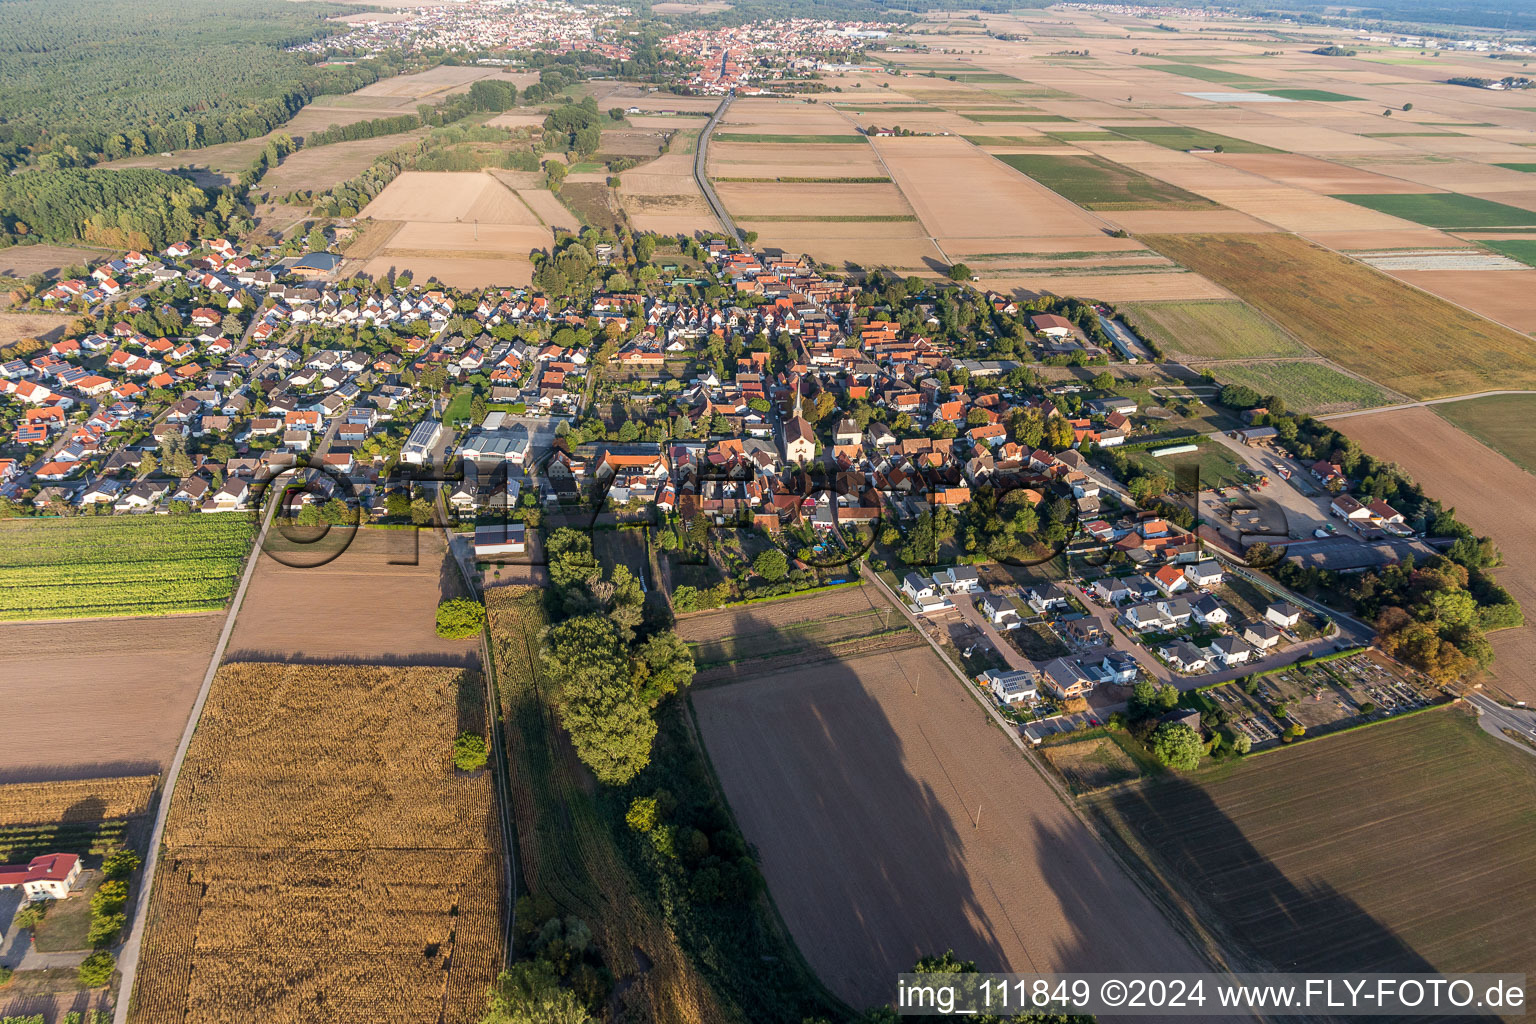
474;522;526;558
402;418;443;465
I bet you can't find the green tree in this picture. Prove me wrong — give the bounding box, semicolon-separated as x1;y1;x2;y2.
1091;370;1115;391
948;262;972;281
753;548;789;581
102;848;142;881
1151;722;1203;770
481;959;592;1024
78;950;115;988
454;731;489;771
635;631;695;705
436;597;486;639
542;616;656;784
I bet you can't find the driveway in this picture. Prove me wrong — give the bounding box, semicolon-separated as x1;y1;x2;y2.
951;593;1034;671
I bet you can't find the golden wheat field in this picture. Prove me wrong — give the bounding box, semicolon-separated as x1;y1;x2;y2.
0;775;158;826
129;663;503;1024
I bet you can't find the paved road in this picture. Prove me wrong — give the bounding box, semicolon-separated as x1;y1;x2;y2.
112;487;282;1024
1466;692;1536;757
694;92;743;245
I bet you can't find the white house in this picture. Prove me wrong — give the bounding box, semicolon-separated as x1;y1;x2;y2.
1244;620;1282;650
1158;640;1208;674
1124;603;1170;633
933;565;982;594
1265;602;1302;629
1330;494;1371;521
1191;594;1229;627
1204;636;1252;668
901;573;935;603
1023;584;1070;616
978;592;1022;630
1184;560;1223;587
0;853;81;901
980;668;1037;705
1097;651;1139;685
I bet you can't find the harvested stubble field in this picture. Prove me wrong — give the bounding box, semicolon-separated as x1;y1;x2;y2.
1121;299;1309;359
130;663;503;1024
486;588;729;1024
1204;359;1397;414
0;244;108;281
1142;232;1536;399
258;129;429;194
677;586;921;682
226;528;480;669
0;311;74;346
1041;735;1142;794
0;613;221;781
1383;268;1536;334
0;515;254;621
692;643;1218;1008
1088;707;1536;981
1342;408;1536;704
1206;153;1437;195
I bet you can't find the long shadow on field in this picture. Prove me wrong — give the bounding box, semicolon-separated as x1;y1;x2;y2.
693;608;1008;1010
1070;779;1442;988
0;760;158;786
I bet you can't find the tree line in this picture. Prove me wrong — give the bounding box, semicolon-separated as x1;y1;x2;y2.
0;167;230;250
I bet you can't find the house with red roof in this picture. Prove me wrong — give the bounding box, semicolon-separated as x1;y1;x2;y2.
0;853;81;900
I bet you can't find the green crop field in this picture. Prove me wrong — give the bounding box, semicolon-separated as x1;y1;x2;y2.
712;133;867;144
1331;192;1536;228
997;153;1220;211
1482;238;1536;268
1121;299;1309;359
1088;707;1536;979
1142;232;1536;399
962;113;1072;122
1495;163;1536;173
1435;394;1536;475
0;515;255;620
962;135;1058;147
1261;88;1363;101
1145;63;1269;85
1127;442;1249;490
1207;359;1396;414
1108;125;1281;154
1041;131;1121;141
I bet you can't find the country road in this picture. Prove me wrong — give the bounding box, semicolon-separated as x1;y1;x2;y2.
1321;389;1536;421
695;91;742;245
1466;691;1536;758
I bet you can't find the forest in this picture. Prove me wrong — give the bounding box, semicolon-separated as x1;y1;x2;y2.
0;168;229;251
0;0;409;171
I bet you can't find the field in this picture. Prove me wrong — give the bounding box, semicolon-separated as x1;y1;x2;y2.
1141;233;1536;399
691;641;1218;1008
1121;299;1309;359
1435;394;1536;476
1331;192;1536;229
1127;440;1250;490
129;663;503;1024
0;516;254;621
0;613;221;782
1040;735;1143;794
0;311;75;347
0;245;109;281
1384;268;1536;334
1483;239;1536;268
226;528;480;669
1089;707;1536;979
1342;408;1536;704
486;588;773;1023
352;170;552;287
257;130;428;195
1107;125;1281;154
995;153;1220;211
1205;359;1397;414
0;776;157;826
676;585;920;681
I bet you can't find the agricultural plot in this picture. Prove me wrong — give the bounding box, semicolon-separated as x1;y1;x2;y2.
1205;359;1396;414
995;153;1219;210
0;312;74;348
226;528;480;670
1435;393;1536;475
0;776;157;827
0;516;253;621
692;643;1218;1008
1141;232;1536;399
1089;707;1536;980
1107;125;1281;154
676;585;919;682
1482;239;1536;268
1384;268;1536;333
1331;192;1536;229
1121;299;1309;359
1343;407;1536;704
0;613;221;781
1040;734;1143;794
1262;89;1363;102
130;663;503;1024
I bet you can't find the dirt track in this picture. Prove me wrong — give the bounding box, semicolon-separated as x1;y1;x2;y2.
692;645;1219;1008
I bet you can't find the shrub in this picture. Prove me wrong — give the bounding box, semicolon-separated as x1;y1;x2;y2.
78;950;115;988
87;912;125;948
90;879;128;917
102;848;142;881
453;731;488;771
435;597;486;639
13;903;45;930
0;966;12;986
